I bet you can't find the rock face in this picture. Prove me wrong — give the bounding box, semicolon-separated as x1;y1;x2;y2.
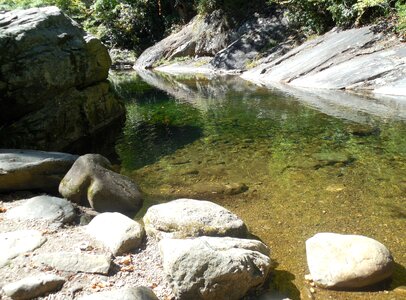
159;236;271;300
211;12;289;71
0;149;77;193
135;10;234;68
0;230;47;267
2;274;65;300
6;195;76;224
86;212;145;255
0;7;124;150
143;198;247;240
242;27;406;96
78;287;159;300
32;252;112;274
59;154;143;214
306;233;394;289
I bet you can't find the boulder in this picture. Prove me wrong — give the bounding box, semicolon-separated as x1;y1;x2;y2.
32;252;112;274
306;233;394;289
0;149;77;193
2;274;65;300
143;198;247;240
86;212;144;255
159;236;271;300
78;287;159;300
6;195;75;224
0;230;47;267
59;154;143;214
0;7;124;150
135;10;234;68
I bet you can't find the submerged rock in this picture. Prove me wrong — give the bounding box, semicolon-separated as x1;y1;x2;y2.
0;7;124;150
306;233;394;289
86;212;144;255
2;274;65;300
160;236;271;300
0;149;77;193
78;286;159;300
59;154;143;215
0;230;47;267
6;195;75;224
143;198;248;240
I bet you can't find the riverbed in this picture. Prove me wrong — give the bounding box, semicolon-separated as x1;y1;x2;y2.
111;70;406;300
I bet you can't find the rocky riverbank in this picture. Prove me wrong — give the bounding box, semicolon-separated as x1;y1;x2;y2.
0;149;397;300
134;9;406;98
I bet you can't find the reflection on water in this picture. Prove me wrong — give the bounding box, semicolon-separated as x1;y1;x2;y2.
112;71;406;300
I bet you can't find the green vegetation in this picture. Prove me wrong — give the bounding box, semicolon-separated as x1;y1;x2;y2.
270;0;406;34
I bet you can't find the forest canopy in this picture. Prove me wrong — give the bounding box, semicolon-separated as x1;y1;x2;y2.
1;0;404;52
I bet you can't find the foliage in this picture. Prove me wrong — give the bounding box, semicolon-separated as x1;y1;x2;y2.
396;1;406;34
270;0;402;34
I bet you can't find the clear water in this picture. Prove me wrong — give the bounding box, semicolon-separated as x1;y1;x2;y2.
112;70;406;299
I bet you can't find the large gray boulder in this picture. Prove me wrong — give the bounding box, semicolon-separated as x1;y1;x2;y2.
143;198;247;240
306;233;394;289
78;287;159;300
159;236;271;300
86;212;145;255
59;154;143;214
242;27;406;96
0;230;47;267
0;149;77;193
2;274;65;300
135;10;234;68
0;7;124;150
6;195;75;224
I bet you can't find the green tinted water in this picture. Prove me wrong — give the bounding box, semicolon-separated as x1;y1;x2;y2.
113;71;406;300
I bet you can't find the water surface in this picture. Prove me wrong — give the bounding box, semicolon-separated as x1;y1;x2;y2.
112;70;406;300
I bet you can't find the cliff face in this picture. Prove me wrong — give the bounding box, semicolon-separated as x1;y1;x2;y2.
0;7;125;151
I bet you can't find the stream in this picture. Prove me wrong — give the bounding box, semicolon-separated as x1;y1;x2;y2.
111;70;406;299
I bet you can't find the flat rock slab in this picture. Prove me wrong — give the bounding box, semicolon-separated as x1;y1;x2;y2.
0;149;77;193
160;236;271;300
143;198;248;240
0;230;47;267
32;252;112;274
3;273;65;300
78;286;159;300
86;212;144;255
6;195;75;223
306;233;394;289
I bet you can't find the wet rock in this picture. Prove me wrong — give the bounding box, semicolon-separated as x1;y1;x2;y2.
2;274;65;300
143;198;248;240
0;149;77;193
0;230;47;267
0;7;124;150
32;252;112;274
59;154;142;214
86;212;144;255
306;233;394;289
78;286;159;300
6;195;75;224
159;236;271;300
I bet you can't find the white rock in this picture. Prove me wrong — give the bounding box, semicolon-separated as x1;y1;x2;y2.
86;212;144;255
32;252;112;274
143;198;247;240
306;233;394;289
159;236;271;300
3;274;65;300
78;286;159;300
6;195;75;223
0;230;46;267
